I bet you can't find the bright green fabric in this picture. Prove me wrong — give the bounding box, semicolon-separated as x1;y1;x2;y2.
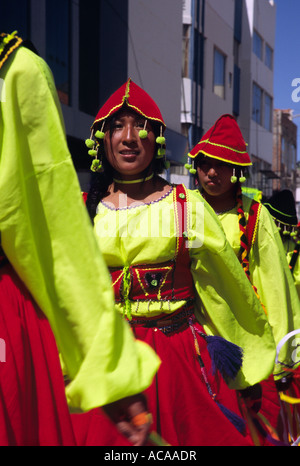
94;187;276;389
284;241;300;301
0;45;160;411
218;194;300;378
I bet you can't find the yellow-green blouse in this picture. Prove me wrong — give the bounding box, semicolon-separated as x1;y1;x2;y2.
284;241;300;301
217;194;300;377
0;44;160;412
94;187;276;390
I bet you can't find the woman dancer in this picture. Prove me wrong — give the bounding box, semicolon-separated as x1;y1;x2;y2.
0;32;158;446
78;80;277;446
188;114;300;444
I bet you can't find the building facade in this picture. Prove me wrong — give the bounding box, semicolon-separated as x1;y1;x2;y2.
273;109;297;193
2;0;187;189
181;0;276;195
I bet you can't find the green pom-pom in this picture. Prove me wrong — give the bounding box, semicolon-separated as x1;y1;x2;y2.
88;149;97;156
85;139;94;148
139;129;148;139
90;159;102;172
157;147;166;156
291;231;297;237
189;168;197;175
95;130;105;139
283;230;290;236
184;163;192;170
164;160;170;169
231;176;237;183
239;176;246;183
156;136;166;145
179;193;186;199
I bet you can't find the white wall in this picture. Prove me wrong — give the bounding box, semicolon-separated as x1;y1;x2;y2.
202;0;235;132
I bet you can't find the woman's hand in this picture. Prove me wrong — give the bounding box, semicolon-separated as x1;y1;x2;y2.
102;394;152;446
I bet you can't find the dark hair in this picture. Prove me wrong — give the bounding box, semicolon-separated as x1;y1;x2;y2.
86;111;166;221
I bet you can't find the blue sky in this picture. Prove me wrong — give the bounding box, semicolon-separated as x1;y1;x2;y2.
274;0;300;158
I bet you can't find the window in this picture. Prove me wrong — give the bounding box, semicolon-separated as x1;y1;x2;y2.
253;30;263;60
182;24;190;78
193;29;205;86
213;48;226;99
264;93;272;131
79;0;100;115
252;83;263;124
265;43;273;69
46;0;70;105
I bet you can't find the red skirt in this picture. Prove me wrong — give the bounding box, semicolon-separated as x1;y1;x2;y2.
72;315;254;446
0;263;76;446
259;369;300;445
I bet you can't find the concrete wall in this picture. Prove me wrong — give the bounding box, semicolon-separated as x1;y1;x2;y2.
128;0;183;133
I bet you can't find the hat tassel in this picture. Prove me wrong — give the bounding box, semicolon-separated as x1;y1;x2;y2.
155;126;170;169
85;122;105;172
185;157;196;175
231;168;237;183
239;170;246;183
139;120;148;139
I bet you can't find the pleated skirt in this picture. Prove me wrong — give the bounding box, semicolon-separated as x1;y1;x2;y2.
72;315;254;446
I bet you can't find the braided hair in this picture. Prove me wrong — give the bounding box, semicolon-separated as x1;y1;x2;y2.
236;185;250;279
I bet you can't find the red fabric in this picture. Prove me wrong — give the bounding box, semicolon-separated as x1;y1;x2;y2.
260;370;300;444
72;321;254;446
188;114;251;166
0;263;76;446
92;78;166;130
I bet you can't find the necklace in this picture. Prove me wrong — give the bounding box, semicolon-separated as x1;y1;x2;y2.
113;173;154;184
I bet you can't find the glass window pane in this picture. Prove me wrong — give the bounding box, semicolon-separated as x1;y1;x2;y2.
253;30;262;60
252;83;262;124
265;44;273;69
213;49;225;99
264;94;272;131
46;0;70;105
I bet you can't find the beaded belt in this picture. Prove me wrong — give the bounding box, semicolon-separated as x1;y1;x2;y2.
127;303;194;335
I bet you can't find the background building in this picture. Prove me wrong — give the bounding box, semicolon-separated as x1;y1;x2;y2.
2;0;187;190
4;0;297;205
273;109;297;192
181;0;276;195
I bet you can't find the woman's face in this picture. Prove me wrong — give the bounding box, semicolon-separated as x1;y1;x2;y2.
104;109;156;179
196;157;236;198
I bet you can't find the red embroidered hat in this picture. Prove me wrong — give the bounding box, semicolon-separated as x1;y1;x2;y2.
188;114;252;166
92;78;166;130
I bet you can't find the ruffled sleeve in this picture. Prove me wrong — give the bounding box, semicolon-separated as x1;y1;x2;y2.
0;46;160;411
186;190;276;389
249;204;300;377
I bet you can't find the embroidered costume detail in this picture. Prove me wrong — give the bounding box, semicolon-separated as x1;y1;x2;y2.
109;185;194;319
0;32;23;70
187;114;251;166
92;78;166;130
